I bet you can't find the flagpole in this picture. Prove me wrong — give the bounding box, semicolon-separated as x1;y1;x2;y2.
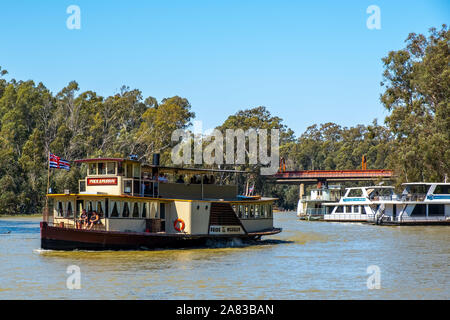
44;152;50;222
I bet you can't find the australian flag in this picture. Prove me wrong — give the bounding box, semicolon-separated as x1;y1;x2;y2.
49;153;70;171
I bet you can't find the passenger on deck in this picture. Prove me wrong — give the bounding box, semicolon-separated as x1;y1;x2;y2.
176;175;184;183
87;211;99;230
78;209;88;229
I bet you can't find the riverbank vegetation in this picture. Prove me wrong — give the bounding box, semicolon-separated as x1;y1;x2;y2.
0;25;448;214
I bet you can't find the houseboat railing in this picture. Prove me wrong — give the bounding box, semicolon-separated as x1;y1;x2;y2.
401;194;427;202
302;195;340;202
324;214;375;220
306;208;328;215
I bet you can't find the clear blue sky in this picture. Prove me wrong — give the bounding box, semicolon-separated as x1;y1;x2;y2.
1;0;448;137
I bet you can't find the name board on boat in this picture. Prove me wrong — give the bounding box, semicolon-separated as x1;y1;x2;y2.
209;225;243;234
87;177;118;186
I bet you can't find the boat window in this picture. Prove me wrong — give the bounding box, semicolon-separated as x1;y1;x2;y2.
67;202;73;217
348;189;363;197
261;205;266;218
160;203;166;219
117;162;124;175
98;162;106;175
133;164;140;178
244;206;249;219
87;201;93;212
237;205;243;218
268;205;273;218
429;204;445;216
126;163;133;178
123;202;130;218
57;201;64;217
255;205;260;218
434;185;450;194
89;163;97;175
124;180;132;194
111;202;119;217
142;203;147;218
79;180;86;192
107;162;116;175
132;203;140;218
97;202;103;216
249;205;254;218
410;204;426;216
408;185;428;194
359;206;365;214
104;199;109;218
335;206;344;213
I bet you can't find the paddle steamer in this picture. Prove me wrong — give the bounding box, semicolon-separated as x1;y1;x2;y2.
40;156;281;250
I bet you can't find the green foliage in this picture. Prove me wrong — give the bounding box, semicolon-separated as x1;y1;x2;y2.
380;25;449;185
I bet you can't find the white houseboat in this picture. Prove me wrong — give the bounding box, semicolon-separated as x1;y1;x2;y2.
41;156;282;250
297;185;342;220
375;182;450;225
323;186;396;222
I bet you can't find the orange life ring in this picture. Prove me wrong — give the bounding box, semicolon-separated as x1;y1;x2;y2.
174;219;185;232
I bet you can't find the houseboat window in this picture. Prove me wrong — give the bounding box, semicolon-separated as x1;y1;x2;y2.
107;162;116;175
111;202;119;217
428;204;445;216
249;205;254;218
410;204;426;216
408;185;428;194
132;203;139;218
160;203;166;219
268;205;272;217
335;206;344;213
89;163;97;175
348;189;363;197
67;202;73;217
126;164;133;178
57;201;64;217
98;162;106;175
123;202;130;217
434;185;450;194
133;164;140;178
142;203;147;218
261;205;266;218
359;206;365;214
118;162;124;175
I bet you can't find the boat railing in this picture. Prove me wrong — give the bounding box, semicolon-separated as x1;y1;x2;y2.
302;195;340;202
48;220;107;231
400;194;427;202
324;214;375;220
306;208;328;215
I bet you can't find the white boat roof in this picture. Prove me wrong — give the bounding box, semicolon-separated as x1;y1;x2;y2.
345;186;394;190
403;182;450;185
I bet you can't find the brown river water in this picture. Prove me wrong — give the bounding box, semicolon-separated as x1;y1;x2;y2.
0;213;448;299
